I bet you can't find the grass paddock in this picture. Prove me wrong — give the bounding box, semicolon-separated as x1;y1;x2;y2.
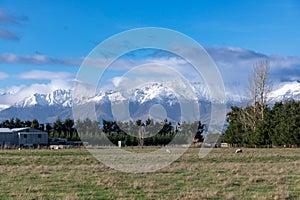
0;147;299;199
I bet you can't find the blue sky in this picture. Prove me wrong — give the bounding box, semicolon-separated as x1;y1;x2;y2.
0;0;300;106
1;1;300;56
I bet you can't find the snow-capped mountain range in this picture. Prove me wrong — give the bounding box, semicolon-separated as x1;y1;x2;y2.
11;82;246;108
0;81;299;122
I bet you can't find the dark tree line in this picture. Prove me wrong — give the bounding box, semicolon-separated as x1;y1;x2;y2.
1;117;206;146
76;118;204;146
224;100;300;147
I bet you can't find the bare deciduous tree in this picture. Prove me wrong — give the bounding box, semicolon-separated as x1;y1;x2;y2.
252;60;271;120
242;60;272;132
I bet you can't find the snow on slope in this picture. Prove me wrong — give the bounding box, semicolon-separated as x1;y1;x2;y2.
15;89;72;108
6;81;300;109
268;81;300;103
131;83;178;105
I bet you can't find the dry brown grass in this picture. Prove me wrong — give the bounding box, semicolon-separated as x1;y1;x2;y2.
0;147;299;199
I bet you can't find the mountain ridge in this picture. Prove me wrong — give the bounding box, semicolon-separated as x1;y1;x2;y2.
0;81;299;122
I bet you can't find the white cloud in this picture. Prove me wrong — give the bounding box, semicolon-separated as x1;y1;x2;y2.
100;47;300;99
0;53;83;66
206;47;300;85
0;70;74;107
101;63;202;95
111;76;124;87
17;70;73;80
0;72;8;79
0;79;73;107
145;57;188;66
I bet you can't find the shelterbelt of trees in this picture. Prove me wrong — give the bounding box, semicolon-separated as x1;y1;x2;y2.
75;118;204;146
0;117;205;146
224;100;300;147
224;61;299;148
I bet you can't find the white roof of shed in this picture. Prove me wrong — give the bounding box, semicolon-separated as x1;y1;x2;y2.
0;128;12;133
0;127;46;133
11;127;30;132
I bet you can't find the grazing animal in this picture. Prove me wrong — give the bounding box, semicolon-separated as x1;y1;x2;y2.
235;148;243;153
50;145;59;150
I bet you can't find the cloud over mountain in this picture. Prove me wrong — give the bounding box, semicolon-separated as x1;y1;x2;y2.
207;47;300;86
17;70;73;80
0;46;300;110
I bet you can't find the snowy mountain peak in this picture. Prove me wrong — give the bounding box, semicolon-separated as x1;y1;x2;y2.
131;83;177;105
15;89;72;108
269;81;300;103
48;89;72;107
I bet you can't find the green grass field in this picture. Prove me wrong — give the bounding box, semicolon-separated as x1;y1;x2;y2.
0;147;299;199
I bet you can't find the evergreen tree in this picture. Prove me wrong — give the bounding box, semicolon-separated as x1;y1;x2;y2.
31;119;40;129
53;118;63;137
223;106;245;146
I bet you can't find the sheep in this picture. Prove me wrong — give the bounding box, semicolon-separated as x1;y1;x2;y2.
50;145;59;150
235;148;243;153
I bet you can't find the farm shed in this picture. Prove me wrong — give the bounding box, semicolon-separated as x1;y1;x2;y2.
0;127;48;147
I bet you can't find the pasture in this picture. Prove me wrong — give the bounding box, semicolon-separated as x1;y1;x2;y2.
0;147;299;199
